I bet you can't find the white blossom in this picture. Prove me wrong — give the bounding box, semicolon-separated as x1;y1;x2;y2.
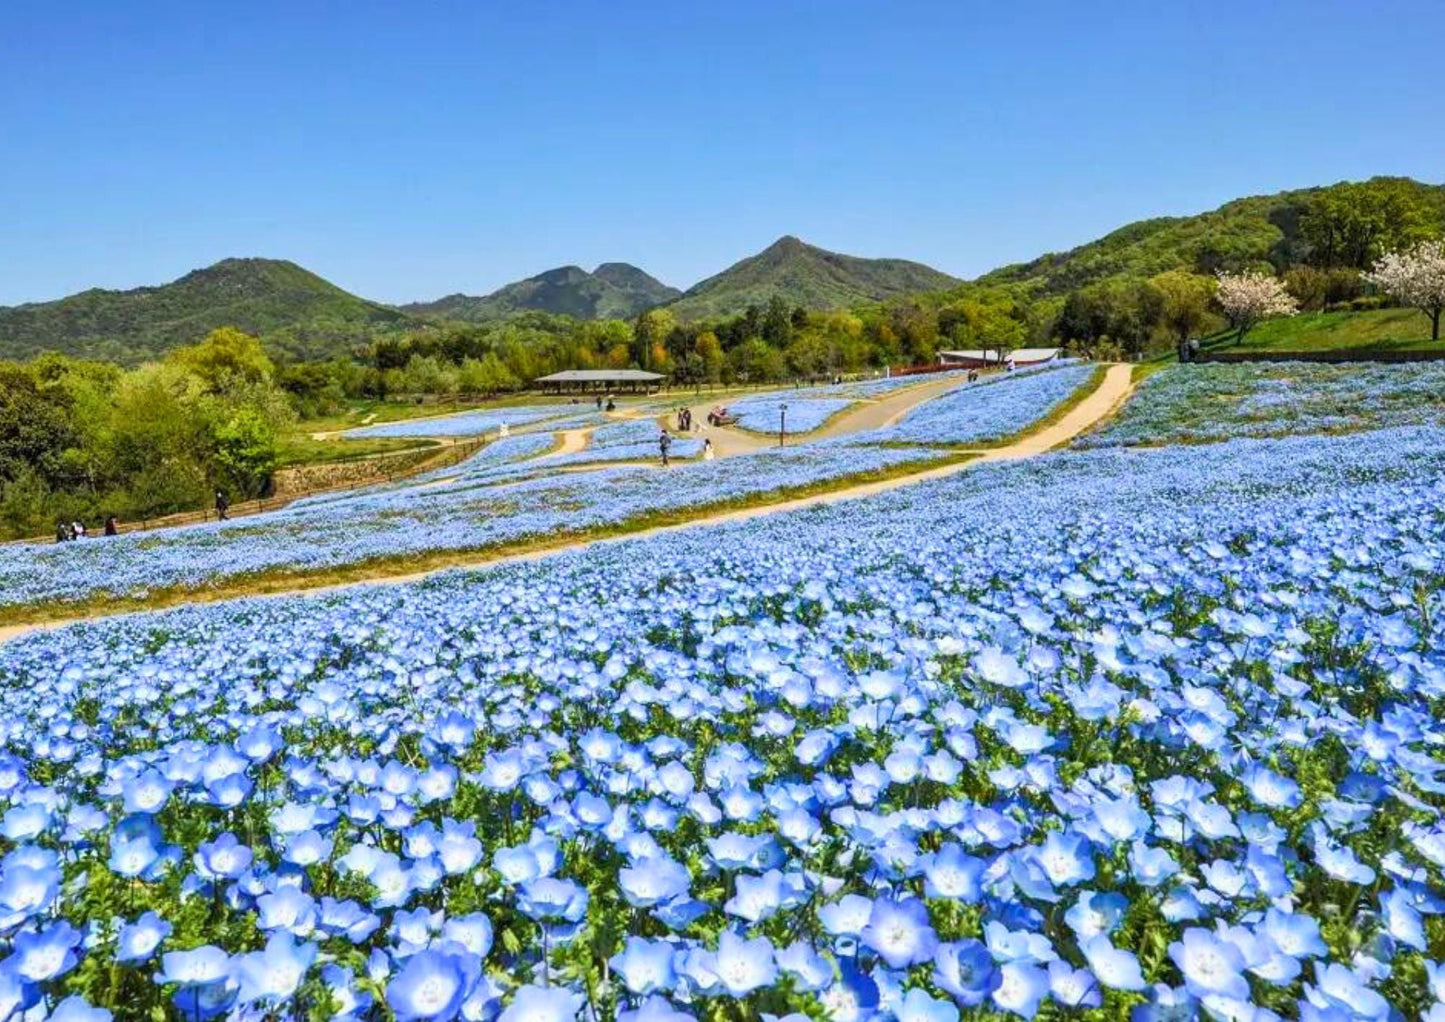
1214;271;1298;344
1365;239;1445;342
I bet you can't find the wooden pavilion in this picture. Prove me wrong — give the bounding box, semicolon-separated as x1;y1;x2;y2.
533;369;665;395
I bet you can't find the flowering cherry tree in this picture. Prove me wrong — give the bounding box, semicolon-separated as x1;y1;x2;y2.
1214;270;1299;345
1365;239;1445;341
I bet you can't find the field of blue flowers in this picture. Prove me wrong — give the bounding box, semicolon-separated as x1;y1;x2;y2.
1079;363;1445;448
0;401;1443;1020
0;372;1097;612
730;398;854;435
846;364;1094;448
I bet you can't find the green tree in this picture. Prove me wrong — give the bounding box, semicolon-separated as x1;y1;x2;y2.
1149;270;1216;355
168;327;275;394
212;407;279;498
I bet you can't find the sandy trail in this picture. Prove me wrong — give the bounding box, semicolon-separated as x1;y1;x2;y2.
660;372;978;457
0;366;1131;645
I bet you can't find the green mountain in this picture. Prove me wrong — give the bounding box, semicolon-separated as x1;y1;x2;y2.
406;263;680;322
977;176;1445;297
0;258;417;364
666;236;962;320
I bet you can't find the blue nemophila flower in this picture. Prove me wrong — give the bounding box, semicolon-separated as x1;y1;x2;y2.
1168;927;1249;1002
49;995;113;1022
121;769;174;814
1048;958;1102;1008
158;946;237;1021
7;920;83;982
1081;934;1146;990
108;814;165;878
992;961;1051;1019
774;941;832;992
610;936;678;995
116;911;172;962
618;855;692;908
518;877;589;924
0;803;50;841
0;861;59;928
234;932;318;1006
498;984;585;1022
319;897;381;943
922;843;986;901
1304;962;1390;1020
439;913;494;959
1130;983;1197;1021
1033;829;1095;887
895;986;960;1022
713;930;777;996
1064;890;1127;939
861;897;938;969
194;832;253;881
1240;763;1303;810
933;940;1000;1006
387;945;481;1022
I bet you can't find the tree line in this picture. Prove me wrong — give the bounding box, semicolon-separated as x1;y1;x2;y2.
0;329;293;539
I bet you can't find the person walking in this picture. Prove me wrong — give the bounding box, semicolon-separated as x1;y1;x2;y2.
702;437;715;461
659;428;673;467
215;490;230;521
56;521;70;543
104;514;119;537
71;520;86;539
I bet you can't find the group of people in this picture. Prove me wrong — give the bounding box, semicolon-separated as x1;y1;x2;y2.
658;406;716;468
56;515;118;543
594;395;617;412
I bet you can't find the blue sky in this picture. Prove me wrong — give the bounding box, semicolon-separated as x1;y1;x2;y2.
2;0;1442;305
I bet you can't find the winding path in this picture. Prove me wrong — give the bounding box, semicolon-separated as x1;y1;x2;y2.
0;366;1133;645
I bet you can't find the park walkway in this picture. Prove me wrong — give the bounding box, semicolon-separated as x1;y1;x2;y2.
0;365;1133;645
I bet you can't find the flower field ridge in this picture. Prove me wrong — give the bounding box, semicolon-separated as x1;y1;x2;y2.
0;417;1443;1020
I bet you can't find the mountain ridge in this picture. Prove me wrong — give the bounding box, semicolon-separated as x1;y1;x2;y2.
403;262;679;323
665;236;963;319
0;257;416;364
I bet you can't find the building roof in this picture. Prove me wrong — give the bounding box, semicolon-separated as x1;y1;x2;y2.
938;348;1060;363
534;369;666;383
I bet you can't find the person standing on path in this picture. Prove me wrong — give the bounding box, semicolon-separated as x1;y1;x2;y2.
659;429;673;467
215;490;229;521
702;438;714;461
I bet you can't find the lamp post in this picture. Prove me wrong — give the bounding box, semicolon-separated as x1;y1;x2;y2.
779;403;788;447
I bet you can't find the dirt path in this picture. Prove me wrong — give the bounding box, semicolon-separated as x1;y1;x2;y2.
661;372;976;457
0;366;1132;646
543;428;593;457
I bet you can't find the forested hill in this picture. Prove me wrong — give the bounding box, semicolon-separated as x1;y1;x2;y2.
404;263;679;323
666;236;962;320
0;258;418;365
977;176;1445;296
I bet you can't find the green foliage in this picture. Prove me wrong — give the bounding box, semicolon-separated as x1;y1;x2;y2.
980;177;1445;296
213;407;280;497
0;328;297;538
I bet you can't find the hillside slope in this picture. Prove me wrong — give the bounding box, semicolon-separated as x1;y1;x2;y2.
978;176;1445;296
667;236;961;320
406;263;679;322
0;258;416;364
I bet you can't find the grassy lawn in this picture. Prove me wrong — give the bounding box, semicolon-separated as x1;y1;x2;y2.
1205;307;1440;354
275;433;440;468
